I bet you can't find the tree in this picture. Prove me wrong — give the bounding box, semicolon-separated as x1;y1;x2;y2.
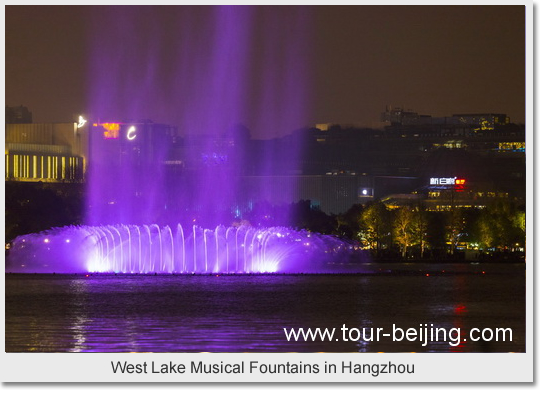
335;204;364;240
475;199;526;251
393;206;414;258
412;204;429;258
289;200;336;234
446;208;465;254
514;210;525;233
359;200;391;252
476;209;496;249
5;182;84;243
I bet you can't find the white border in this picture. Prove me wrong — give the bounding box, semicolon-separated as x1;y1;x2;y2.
1;2;535;386
0;353;534;382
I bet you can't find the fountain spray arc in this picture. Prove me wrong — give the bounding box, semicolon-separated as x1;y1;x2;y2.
7;224;350;273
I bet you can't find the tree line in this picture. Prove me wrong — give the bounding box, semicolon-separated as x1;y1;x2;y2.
292;199;525;262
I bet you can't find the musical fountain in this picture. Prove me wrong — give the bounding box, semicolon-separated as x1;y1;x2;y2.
6;6;361;274
7;224;354;274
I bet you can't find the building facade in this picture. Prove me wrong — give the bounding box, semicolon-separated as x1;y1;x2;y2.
5;121;87;183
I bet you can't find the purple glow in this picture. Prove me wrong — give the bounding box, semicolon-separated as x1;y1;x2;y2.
85;6;312;227
7;226;355;274
6;7;356;274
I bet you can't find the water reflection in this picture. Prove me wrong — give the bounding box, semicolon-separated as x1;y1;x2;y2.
68;278;90;352
5;264;525;353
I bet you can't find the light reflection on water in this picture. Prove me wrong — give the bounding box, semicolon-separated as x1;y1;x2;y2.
5;263;525;353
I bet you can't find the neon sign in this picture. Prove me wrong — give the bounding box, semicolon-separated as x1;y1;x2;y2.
430;177;456;185
430;177;467;187
77;116;87;128
127;126;137;141
98;123;120;139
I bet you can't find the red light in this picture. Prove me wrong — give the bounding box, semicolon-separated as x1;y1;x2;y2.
454;304;467;314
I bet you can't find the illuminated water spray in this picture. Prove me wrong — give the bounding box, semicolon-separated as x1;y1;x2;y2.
7;225;351;274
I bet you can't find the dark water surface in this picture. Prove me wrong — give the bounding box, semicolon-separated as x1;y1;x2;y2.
5;263;526;353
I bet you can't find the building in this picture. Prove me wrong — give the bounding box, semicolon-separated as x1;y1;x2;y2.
381;147;518;211
87;120;177;224
380;105;420;125
5;118;88;183
6;105;32;124
380;105;510;130
237;172;375;215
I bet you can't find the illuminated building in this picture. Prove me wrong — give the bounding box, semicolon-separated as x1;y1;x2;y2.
5;105;523;216
380;106;510;131
301;109;524;204
452;113;510;130
5;119;88;183
381;148;514;211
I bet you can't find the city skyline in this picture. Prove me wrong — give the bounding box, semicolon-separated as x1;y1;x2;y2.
5;5;526;138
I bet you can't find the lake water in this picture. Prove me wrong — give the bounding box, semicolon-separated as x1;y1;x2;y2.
5;263;526;353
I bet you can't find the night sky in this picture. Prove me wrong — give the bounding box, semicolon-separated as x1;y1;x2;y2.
5;5;526;138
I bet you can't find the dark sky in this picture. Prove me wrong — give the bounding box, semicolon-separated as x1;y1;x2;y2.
5;5;526;137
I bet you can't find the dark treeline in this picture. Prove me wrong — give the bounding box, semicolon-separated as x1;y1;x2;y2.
5;182;525;262
5;182;84;243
